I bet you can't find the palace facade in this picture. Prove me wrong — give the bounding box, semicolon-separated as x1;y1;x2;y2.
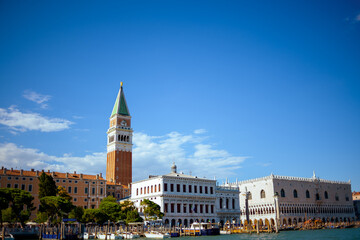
224;173;355;227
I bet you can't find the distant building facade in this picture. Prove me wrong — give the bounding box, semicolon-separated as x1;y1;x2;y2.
215;185;241;225
352;191;360;220
0;167;108;218
131;163;218;226
226;173;355;227
131;163;240;226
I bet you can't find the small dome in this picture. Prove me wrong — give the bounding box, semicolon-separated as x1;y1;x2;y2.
171;162;177;173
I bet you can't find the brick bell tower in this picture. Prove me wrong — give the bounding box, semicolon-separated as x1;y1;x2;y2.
106;82;132;186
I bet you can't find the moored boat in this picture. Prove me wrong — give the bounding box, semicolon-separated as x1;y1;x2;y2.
97;233;123;239
183;222;220;236
83;232;95;239
119;232;140;239
0;234;14;240
144;231;170;238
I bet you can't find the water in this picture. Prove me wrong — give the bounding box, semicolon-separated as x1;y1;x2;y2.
139;228;360;239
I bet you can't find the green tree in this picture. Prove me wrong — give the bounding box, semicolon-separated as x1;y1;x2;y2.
0;188;35;226
35;212;49;224
0;189;11;226
82;209;107;224
101;196;117;203
99;196;121;222
69;206;84;222
57;186;72;201
39;196;73;223
125;209;143;224
38;173;57;198
140;199;163;221
119;200;142;224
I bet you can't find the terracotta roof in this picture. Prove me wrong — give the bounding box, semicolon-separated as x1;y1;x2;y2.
106;181;129;188
0;168;104;180
353;192;360;196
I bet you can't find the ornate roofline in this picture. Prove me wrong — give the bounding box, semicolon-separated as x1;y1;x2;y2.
227;174;351;186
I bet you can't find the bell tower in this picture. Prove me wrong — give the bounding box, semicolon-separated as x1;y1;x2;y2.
106;82;132;186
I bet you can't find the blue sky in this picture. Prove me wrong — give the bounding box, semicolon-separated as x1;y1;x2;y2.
0;1;359;189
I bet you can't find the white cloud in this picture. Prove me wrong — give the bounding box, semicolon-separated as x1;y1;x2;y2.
194;129;207;134
23;90;51;109
0;143;106;175
132;131;249;181
0;106;73;132
0;130;249;182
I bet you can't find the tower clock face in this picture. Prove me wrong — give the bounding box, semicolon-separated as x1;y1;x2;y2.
121;120;127;126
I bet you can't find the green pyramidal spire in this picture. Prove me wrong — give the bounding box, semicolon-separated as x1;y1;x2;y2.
111;82;130;117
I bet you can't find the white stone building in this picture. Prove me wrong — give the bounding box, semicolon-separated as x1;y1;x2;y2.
226;173;356;227
131;163;240;226
131;163;217;227
215;185;241;225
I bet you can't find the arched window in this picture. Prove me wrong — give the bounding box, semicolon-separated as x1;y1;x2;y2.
306;190;310;198
154;185;157;192
335;193;339;201
118;135;120;141
219;198;223;209
324;191;328;199
136;188;138;195
260;190;266;198
316;193;320;200
248;192;252;200
280;189;285;197
293;189;298;198
232;199;235;209
345;194;349;201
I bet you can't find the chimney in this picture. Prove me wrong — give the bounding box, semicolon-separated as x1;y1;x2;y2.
96;174;99;180
31;168;34;172
66;173;69;178
11;168;13;171
99;173;102;178
20;169;23;175
74;171;76;174
48;170;50;173
80;174;83;179
52;172;55;177
1;166;3;170
36;170;39;176
41;169;44;173
4;168;7;174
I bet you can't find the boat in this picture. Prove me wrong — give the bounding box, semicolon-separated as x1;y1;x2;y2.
220;230;231;234
83;232;96;239
119;232;140;239
144;231;170;238
183;222;220;236
10;229;39;239
0;234;14;240
97;233;123;239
